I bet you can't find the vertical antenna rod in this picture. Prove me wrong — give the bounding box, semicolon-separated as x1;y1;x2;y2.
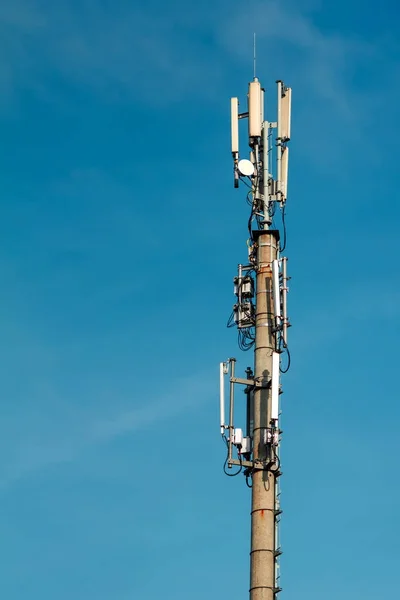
253;33;257;79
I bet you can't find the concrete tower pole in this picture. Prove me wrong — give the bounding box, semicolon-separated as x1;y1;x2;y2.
250;229;279;600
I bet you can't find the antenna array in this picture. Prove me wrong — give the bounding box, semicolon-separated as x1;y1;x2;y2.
219;77;292;600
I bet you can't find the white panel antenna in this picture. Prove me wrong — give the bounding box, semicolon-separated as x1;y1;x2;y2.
281;146;289;203
276;82;292;203
219;362;226;434
231;98;239;155
271;351;280;421
276;81;283;199
248;79;262;139
272;259;281;326
281;87;292;141
260;88;264;126
282;258;289;345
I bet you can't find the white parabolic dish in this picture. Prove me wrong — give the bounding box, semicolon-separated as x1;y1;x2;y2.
238;159;254;177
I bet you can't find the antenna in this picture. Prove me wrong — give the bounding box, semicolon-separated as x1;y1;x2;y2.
271;351;280;421
219;362;226;434
231;98;239;155
220;72;293;600
230;97;240;188
276;81;292;203
272;259;282;328
248;79;262;139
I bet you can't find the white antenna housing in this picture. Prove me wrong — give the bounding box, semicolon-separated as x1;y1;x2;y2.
281;146;289;202
260;88;264;125
281;88;292;141
272;259;281;324
276;81;291;202
231;98;239;155
271;351;280;421
248;79;262;139
219;362;226;434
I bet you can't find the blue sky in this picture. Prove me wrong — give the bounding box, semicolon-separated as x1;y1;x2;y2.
0;0;399;598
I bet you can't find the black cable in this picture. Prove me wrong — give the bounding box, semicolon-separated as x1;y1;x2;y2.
227;310;235;328
248;209;255;240
280;343;291;374
223;455;242;476
245;471;253;488
272;445;281;472
279;203;287;252
222;436;242;477
238;327;255;351
268;200;276;219
240;176;253;189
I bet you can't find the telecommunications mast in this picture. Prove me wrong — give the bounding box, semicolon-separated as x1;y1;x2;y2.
219;74;292;600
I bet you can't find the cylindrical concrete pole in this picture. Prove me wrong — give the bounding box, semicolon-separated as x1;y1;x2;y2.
250;230;279;600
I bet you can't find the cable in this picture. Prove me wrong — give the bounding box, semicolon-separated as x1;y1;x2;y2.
238;327;255;351
240;176;253;189
279;203;287;252
224;455;242;476
279;343;291;374
248;209;256;240
268;199;276;219
227;310;236;328
245;470;253;488
272;445;281;472
222;436;243;477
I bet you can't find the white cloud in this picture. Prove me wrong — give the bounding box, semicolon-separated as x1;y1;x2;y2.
0;372;214;488
218;0;396;113
0;0;227;106
0;0;398;135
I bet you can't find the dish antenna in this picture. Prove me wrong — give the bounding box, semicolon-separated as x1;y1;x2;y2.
238;159;254;177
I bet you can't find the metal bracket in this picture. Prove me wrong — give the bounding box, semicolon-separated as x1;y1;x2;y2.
230;376;270;389
228;458;280;472
228;458;254;469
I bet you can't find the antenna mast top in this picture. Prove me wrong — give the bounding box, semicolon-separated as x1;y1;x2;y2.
253;33;256;79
